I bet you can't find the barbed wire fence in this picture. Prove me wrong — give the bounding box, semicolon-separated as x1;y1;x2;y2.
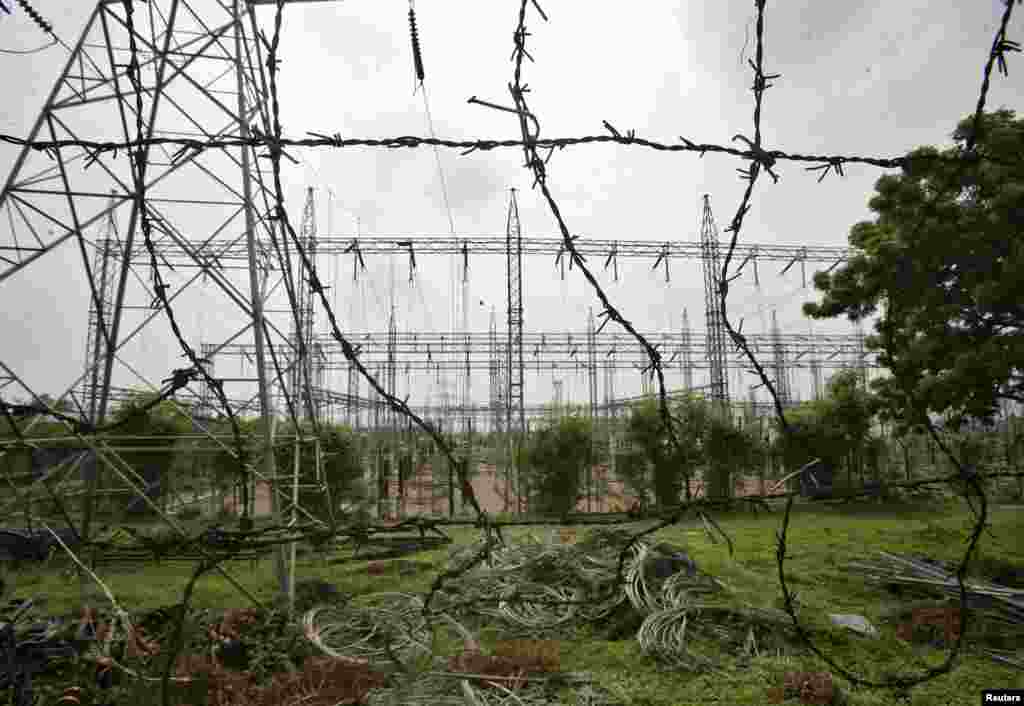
0;0;1022;703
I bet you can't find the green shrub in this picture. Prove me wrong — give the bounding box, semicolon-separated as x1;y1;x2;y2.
523;412;593;517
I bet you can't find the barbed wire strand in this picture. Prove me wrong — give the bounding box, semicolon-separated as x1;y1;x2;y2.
7;129;1023;172
257;0;502;638
0;0;1021;701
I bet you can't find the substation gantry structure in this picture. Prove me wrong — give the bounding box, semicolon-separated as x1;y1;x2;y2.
0;0;871;546
203;330;875;425
194;186;869;516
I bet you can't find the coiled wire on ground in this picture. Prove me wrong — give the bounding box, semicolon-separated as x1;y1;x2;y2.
660;566;729;608
305;528;794;681
636;603;793;671
495;583;581;629
624;542;663;614
303;592;431;668
436;530;642;632
621;540;796;669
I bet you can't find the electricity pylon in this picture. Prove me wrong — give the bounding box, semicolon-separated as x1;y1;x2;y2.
0;0;320;604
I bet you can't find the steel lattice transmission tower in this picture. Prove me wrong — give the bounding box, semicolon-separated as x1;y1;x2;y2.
505;188;525;512
1;0;287;428
0;0;336;602
292;187;320;424
699;195;729;409
488;308;505;435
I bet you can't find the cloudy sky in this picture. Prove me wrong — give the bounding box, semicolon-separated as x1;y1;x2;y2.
0;0;1020;425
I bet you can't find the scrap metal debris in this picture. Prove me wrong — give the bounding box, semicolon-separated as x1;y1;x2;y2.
982;648;1024;671
850;552;1024;630
853;552;1024;668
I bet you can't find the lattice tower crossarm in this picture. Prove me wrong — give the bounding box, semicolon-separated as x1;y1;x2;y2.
93;236;851;272
206;332;879;371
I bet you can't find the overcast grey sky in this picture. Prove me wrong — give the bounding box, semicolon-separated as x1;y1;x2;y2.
0;0;1020;420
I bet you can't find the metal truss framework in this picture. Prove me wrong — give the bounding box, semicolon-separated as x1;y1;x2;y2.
0;0;294;429
701;194;729;409
202;330;875;370
504;188;526;513
0;0;878;552
65;233;851;277
0;0;1015;662
0;0;336;601
200;326;875;440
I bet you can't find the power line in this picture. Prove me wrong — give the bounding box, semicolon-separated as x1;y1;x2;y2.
0;37;56;54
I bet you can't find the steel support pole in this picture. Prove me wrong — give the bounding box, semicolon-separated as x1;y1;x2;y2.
234;0;286;598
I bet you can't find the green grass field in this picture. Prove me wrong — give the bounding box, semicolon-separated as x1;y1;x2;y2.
4;499;1022;705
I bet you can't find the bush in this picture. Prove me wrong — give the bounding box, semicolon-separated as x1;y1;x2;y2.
523;412;593;516
621;394;765;505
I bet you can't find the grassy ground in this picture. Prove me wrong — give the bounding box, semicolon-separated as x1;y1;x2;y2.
3;498;1023;705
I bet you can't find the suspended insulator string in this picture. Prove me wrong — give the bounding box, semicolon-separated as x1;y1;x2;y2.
408;2;425;83
406;0;457;353
15;0;52;35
